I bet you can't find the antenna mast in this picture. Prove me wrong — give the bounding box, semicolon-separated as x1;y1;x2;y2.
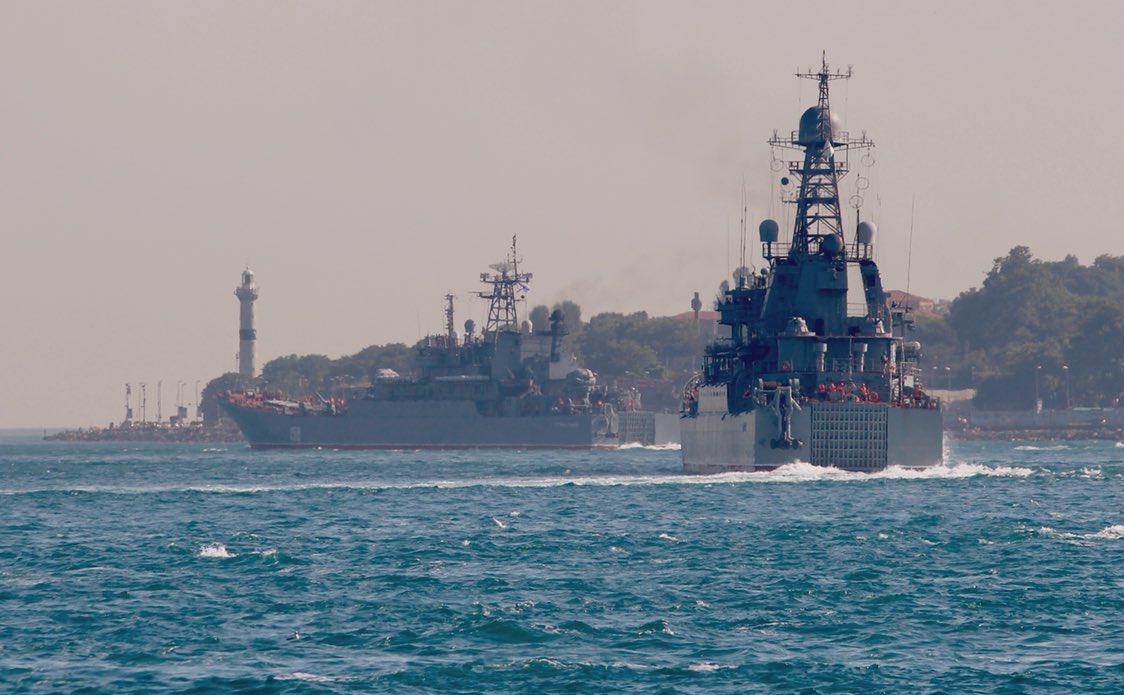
768;53;872;258
477;235;533;337
738;178;748;286
905;196;916;311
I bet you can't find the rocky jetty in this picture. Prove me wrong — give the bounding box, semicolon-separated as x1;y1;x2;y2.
45;421;244;443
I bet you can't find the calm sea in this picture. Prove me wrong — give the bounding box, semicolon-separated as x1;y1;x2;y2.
1;433;1122;693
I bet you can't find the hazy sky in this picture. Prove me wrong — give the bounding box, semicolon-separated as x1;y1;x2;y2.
3;1;1122;427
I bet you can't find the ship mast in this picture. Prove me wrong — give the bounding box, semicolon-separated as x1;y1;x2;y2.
477;235;533;337
769;53;873;257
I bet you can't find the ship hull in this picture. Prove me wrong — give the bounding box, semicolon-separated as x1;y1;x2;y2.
222;399;678;450
681;401;942;473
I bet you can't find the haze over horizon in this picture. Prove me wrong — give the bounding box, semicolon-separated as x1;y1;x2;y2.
2;1;1122;428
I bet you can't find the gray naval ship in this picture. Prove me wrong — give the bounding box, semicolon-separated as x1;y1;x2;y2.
222;240;676;449
680;58;943;473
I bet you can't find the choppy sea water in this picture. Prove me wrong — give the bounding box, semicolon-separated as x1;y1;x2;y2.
2;434;1123;693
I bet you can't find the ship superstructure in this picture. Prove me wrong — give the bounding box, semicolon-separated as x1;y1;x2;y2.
222;239;676;449
680;57;943;472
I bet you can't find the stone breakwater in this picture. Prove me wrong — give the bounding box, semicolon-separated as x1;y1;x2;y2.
44;422;244;443
946;405;1124;441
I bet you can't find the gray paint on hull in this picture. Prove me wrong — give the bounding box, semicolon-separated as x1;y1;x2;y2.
223;399;614;449
681;403;942;473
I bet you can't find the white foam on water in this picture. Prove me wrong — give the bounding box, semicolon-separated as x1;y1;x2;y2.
617;442;682;451
875;462;1035;479
276;672;337;683
196;543;235;558
688;662;727;672
1116;441;1124;448
606;661;655;671
1035;524;1124;542
1089;524;1124;540
0;460;1037;497
658;533;679;542
1014;444;1070;451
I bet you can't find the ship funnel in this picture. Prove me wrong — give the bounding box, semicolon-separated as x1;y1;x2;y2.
759;219;779;243
856;221;877;246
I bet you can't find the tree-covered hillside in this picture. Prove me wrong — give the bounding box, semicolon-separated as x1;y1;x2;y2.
948;247;1124;409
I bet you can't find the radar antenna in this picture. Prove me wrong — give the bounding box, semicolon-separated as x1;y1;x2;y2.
477;235;533;338
768;53;873;258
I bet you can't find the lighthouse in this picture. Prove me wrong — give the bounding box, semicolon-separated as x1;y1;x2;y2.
234;268;259;378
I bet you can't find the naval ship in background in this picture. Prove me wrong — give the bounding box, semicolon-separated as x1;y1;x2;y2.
680;57;943;473
222;240;678;449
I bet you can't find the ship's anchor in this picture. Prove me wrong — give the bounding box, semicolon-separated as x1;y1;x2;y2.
769;385;803;450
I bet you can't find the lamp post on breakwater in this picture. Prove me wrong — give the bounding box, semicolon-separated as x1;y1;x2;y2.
1063;365;1071;409
1035;365;1042;414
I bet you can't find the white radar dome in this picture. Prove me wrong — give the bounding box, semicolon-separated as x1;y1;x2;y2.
856;221;877;245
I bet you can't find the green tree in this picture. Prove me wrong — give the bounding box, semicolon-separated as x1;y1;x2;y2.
200;372;254;424
554;300;582;334
575;311;701;381
352;343;415;382
259;354;334;396
1064;300;1124;407
946;246;1124;409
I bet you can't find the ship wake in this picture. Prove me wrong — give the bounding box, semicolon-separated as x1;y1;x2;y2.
0;461;1036;497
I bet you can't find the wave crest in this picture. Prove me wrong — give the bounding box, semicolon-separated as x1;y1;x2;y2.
197;543;235;558
1035;524;1124;542
617;442;681;451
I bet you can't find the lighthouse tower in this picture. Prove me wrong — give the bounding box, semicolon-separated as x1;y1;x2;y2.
234;268;259;378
